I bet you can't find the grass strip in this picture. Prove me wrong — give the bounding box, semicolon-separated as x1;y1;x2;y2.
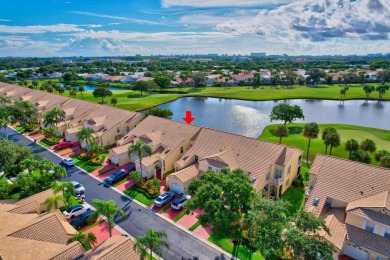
97;167;116;176
113;178;129;187
173;210;188;222
124;187;156;206
38;140;51;148
79;219;105;233
158;204;171;214
188;221;201;232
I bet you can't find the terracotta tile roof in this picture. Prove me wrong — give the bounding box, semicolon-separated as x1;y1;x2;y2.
49;241;84;260
319;209;347;250
111;143;131;155
169;164;201;183
115;116;201;157
82;235;141;260
7;189;55;214
201;149;238;170
346;191;390;211
0;205;37;235
305;155;390;217
348;208;390;227
8;210;77;244
175;128;300;186
59;99;98;122
3;85;32;98
346;224;390;256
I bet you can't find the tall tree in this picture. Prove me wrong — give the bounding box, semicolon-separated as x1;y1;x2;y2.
323;129;340;156
376;84;389;101
52;181;76;195
0;108;13;140
45;194;65;212
360;139;376;153
375;150;390;168
144;108;173;119
78;85;85;100
88;199;126;237
153;75;171;89
110;97;118;107
363;84;375;101
187;169;256;247
93;87;113;103
303;122;319;166
269;104;305;126
134;228;170;260
128;141;153;180
44;107;66;133
67;232;97;251
321;127;336;155
76;127;94;148
0;96;11;106
345;139;359;159
274;125;289;144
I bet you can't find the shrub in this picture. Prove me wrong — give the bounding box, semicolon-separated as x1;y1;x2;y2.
78;153;96;161
24;123;40;132
146;179;161;195
293;179;302;187
43;137;61;145
89;156;103;166
130;185;159;199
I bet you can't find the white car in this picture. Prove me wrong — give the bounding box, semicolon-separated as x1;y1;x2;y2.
63;204;91;219
71;181;85;194
62;158;75;166
171;194;192;210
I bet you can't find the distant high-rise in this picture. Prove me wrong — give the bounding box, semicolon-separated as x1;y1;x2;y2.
250;52;266;57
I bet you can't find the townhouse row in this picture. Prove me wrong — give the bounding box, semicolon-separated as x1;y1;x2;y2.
0;83;303;199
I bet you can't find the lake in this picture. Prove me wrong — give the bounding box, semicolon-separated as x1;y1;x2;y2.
157;97;390;138
57;83;124;91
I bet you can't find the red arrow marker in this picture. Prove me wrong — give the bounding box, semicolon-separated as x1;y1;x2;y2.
183;111;195;124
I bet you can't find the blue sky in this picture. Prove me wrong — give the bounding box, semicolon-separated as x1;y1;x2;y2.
0;0;389;57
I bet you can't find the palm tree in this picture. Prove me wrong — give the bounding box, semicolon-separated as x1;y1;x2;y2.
76;127;94;149
128;141;153;181
360;139;376;153
58;88;65;95
345;139;359;160
274;125;289;144
363;84;374;101
321;127;336;154
52;165;68;179
0;96;11;106
70;89;77;98
20;156;38;173
67;232;97;250
43;111;57;130
52;181;76;195
134;228;169;260
376;84;389;101
50;108;66;132
324;131;341;156
45;194;65;212
111;97;118;107
303;122;319;166
88;140;104;156
78;86;85;100
0;111;13;140
88;199;126;237
130;171;142;186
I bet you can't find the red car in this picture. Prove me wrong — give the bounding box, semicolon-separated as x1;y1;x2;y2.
55;141;74;150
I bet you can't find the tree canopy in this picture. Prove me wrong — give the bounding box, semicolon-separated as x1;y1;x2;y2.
93;87;113;103
269;104;304;126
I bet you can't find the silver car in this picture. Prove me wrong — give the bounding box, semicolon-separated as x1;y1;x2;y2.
71;181;85;194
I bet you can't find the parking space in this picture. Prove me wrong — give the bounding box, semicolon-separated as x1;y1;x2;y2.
161;207;183;220
82;220;123;246
176;209;204;229
193;225;212;240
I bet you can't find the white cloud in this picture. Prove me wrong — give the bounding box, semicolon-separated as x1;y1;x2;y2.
214;0;390;41
108;23;122;25
0;24;86;34
0;19;11;22
162;0;293;8
71;11;167;26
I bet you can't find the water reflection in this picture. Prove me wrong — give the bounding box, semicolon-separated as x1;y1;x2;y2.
157;97;390;138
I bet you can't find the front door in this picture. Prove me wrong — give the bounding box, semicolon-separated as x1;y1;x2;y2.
156;169;162;180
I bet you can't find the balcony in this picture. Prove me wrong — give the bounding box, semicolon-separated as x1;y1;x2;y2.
272;178;282;186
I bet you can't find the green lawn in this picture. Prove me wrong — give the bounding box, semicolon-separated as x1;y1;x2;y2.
38;140;51;147
26;83;388;111
259;123;390;166
158;204;171;214
14;125;26;133
71;151;109;172
208;234;263;260
188;221;201;232
124;187;156;206
281;186;305;217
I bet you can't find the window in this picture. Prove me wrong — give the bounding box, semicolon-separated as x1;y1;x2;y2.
266;172;270;181
275;169;283;179
195;155;198;162
208;166;212;171
383;227;390;239
325;197;332;207
309;180;316;190
127;126;130;132
117;127;120;133
180;147;184;153
365;221;375;233
285;178;290;186
287;165;291;173
264;184;269;191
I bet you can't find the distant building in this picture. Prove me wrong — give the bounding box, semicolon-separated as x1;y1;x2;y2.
251;52;266;57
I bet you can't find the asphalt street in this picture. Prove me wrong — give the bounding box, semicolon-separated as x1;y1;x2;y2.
1;127;230;260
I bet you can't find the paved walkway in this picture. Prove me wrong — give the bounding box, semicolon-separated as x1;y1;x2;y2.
193;225;213;240
83;220;122;246
177;209;204;229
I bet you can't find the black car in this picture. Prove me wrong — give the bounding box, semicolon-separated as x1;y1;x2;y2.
69;210;96;230
104;169;127;185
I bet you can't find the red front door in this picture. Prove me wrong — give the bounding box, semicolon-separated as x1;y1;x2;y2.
156;170;162;180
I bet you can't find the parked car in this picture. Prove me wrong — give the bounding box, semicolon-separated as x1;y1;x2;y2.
154;191;175;207
71;181;85;194
126;164;136;173
55;141;74;150
171;194;192;210
62;158;75;166
104;169;127;185
63;204;91;219
69;210;96;230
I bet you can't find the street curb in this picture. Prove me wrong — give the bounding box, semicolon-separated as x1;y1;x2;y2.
8;126;234;259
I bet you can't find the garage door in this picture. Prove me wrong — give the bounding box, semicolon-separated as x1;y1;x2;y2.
171;183;183;194
111;156;118;165
343;245;369;260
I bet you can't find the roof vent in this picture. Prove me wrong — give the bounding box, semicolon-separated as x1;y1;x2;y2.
313;198;320;206
183;156;188;161
360;191;364;196
250;177;256;184
164;149;170;154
